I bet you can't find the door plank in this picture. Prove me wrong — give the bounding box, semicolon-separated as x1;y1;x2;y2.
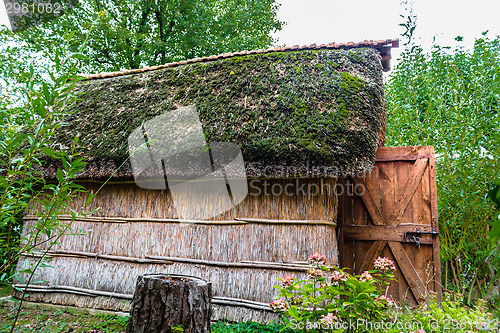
388;241;428;302
387;158;428;226
375;146;434;161
351;177;384;226
428;150;442;302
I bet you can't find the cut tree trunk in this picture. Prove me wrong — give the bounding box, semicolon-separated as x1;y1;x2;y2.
126;274;212;333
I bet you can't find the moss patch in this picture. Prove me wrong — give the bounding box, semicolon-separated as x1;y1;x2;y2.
56;47;385;177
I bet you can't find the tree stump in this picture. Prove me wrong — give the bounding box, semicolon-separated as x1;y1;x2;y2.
126;274;212;333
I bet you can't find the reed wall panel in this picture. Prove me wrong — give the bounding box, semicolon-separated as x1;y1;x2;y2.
28;178;338;221
19;177;338;321
16;256;316;302
23;219;337;264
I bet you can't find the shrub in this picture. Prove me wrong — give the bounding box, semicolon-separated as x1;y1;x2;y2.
270;253;397;332
392;297;498;332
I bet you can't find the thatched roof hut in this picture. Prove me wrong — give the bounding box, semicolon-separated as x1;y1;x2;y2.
42;39;397;179
16;39;398;322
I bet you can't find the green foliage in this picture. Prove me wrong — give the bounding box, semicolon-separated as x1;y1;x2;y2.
271;254;397;333
171;324;184;332
0;45;88;278
487;179;500;243
89;313;130;331
385;33;500;297
486;179;500;312
392;298;497;332
0;29;83;133
212;321;298;333
6;0;284;73
0;0;284;130
0;31;98;332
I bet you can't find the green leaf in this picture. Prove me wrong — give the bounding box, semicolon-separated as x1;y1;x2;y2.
40;147;57;157
56;168;64;183
3;134;27;153
287;306;300;320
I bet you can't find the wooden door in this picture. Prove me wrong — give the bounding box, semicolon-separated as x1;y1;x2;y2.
338;146;441;305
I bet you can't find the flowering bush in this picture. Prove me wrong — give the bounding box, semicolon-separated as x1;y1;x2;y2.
359;271;373;282
374;257;397;273
309;253;328;266
271;254;397;332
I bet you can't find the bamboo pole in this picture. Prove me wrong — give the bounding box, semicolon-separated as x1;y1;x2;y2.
24;215;337;226
146;255;311;271
22;251;174;265
13;284;273;311
13;284;133;299
235;217;337;226
22;250;311;271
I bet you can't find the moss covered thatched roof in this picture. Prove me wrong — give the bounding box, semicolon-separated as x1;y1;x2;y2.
48;42;395;179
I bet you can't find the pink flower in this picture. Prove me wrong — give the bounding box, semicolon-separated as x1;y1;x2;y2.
411;330;426;333
375;295;395;306
320;313;337;326
330;270;348;282
269;298;288;311
307;268;324;280
359;271;373;282
374;257;396;272
309;253;327;266
280;275;295;287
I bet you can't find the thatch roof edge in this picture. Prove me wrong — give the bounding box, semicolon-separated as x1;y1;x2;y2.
79;39;399;81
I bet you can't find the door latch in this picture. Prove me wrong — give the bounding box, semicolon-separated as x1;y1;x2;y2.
404;228;439;248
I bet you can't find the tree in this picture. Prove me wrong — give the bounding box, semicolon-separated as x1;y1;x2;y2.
13;0;284;72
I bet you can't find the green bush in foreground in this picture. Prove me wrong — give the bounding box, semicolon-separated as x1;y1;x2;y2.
266;253;498;332
270;253;397;332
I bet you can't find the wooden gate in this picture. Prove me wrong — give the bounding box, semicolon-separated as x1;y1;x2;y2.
338;146;442;306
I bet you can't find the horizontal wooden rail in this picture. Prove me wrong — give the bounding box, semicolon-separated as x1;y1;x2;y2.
24;215;336;226
13;284;132;299
375;146;434;161
21;250;312;271
73;175;338;185
22;251;174;265
12;284;273;311
235;217;336;226
146;255;311;271
24;215;246;225
343;224;435;244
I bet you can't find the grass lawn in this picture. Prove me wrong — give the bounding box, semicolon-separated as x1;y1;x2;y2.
0;303;293;333
0;303;129;333
0;294;291;333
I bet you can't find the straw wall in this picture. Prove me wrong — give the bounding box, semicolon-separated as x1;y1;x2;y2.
17;177;338;322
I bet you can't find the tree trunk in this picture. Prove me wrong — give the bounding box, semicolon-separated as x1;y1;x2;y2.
126;274;212;333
